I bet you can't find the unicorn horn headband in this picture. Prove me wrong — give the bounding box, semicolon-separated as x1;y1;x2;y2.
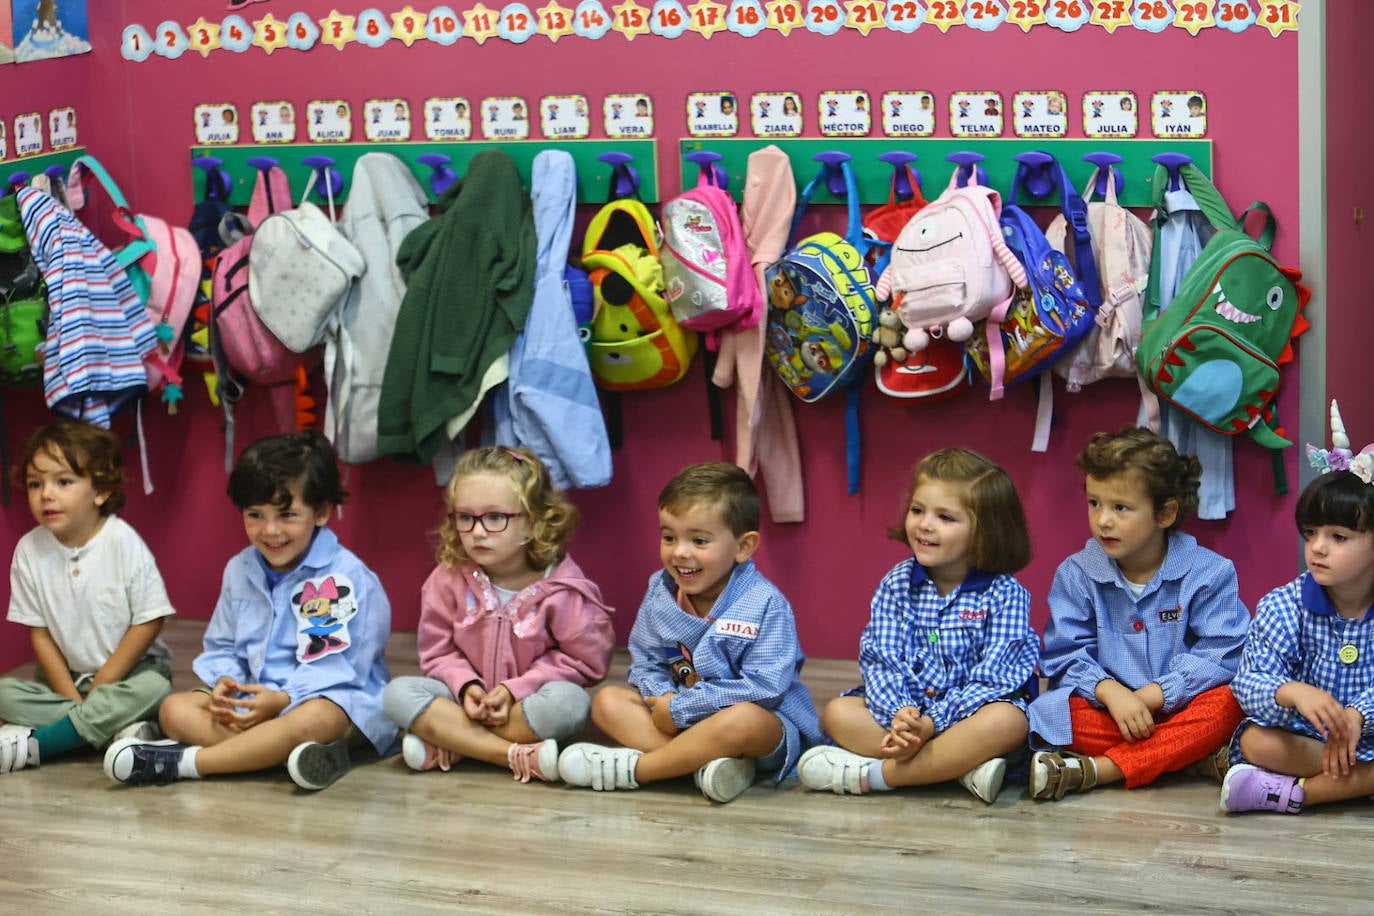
1307;400;1374;484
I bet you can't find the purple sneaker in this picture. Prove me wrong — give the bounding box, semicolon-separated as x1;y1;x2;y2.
1220;764;1305;814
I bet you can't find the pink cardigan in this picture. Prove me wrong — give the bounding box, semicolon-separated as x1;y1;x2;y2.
416;554;614;702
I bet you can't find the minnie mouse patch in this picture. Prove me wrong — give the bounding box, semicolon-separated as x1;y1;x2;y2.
291;574;359;662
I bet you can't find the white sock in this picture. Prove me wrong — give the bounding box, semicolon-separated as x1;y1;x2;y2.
867;759;892;792
179;746;203;779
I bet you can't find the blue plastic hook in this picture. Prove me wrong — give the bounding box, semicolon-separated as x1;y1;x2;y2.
247;156;280;172
7;171;31;192
684;150;728;190
1151;152;1193;192
302;154;344;200
945;151;988;188
878;151;920;200
416;153;459;197
1012;151;1058;200
813;151;852;197
192;155;234;200
597;151;640;199
42;164;67;182
1082;152;1124;197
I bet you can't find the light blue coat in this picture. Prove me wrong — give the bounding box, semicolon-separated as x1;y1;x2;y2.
490;150;611;489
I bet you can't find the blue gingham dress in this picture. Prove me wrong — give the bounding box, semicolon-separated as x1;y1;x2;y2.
1231;574;1374;763
844;558;1038;733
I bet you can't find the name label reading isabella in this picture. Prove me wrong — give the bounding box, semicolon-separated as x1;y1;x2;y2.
715;620;759;639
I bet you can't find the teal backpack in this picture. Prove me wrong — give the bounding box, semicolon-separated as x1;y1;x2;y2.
1138;163;1310;454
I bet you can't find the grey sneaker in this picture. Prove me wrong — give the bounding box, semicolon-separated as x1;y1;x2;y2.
287;739;351;790
695;756;756;803
104;739;188;786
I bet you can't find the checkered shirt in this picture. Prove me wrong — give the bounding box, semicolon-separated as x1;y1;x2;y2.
848;558;1038;733
1232;574;1374;759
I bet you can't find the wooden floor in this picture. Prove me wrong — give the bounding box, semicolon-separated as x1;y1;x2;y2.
5;619;1374;914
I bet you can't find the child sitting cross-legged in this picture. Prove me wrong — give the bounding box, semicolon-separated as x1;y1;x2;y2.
799;448;1038;804
558;462;822;803
1028;427;1249;800
104;432;396;790
382;446;614;784
1223;402;1374;814
0;420;175;774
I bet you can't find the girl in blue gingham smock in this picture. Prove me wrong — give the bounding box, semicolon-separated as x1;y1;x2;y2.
1222;412;1374;815
798;448;1038;804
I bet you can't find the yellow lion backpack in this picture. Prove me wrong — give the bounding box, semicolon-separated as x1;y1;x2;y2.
582;198;697;391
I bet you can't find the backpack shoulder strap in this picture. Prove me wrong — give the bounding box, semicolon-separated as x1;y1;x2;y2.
247;167;293;227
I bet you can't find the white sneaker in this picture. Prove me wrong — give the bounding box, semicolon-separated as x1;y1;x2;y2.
695;756;756;803
111;720;162;744
958;756;1007;804
557;743;641;791
798;745;876;795
287;739;351;791
0;724;36;773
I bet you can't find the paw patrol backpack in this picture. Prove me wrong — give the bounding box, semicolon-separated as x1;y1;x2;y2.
764;156;881;493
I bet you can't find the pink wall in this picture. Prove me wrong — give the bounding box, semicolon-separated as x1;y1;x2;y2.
1321;2;1374;435
1;4;1303;668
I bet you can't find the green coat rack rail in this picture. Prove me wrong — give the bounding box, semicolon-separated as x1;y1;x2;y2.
189;140;660;206
679;138;1213;208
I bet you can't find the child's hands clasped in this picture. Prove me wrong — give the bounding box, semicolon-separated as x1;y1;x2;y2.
462;683;514;728
879;706;934;759
1281;681;1364;777
1097;680;1156;741
210;676;290;731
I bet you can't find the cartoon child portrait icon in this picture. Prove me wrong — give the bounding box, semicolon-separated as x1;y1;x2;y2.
890;98;902;117
1092;99;1104;118
695;100;707;118
958;100;971;118
1021;99;1034;117
826;98;840;117
1160;99;1173;118
758;100;770;119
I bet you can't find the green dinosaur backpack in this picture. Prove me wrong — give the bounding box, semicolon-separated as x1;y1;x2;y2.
1138;163;1309;452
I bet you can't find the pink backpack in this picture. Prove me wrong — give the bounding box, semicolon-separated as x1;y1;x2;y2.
66;157;200;410
877;170;1026;353
209;166;317;467
659;169;762;348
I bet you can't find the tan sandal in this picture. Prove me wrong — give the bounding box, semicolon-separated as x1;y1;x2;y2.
1030;750;1099;800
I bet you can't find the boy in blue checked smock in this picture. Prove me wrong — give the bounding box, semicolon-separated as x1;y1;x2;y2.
558;463;821;803
1027;428;1248;801
798;449;1038;804
1223;402;1374;814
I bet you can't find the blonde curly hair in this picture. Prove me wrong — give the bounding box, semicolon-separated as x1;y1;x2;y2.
435;447;579;571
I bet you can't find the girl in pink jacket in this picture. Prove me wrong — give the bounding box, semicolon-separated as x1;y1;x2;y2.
382;447;613;783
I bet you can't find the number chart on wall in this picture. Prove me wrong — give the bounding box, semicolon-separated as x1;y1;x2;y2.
122;1;1300;59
